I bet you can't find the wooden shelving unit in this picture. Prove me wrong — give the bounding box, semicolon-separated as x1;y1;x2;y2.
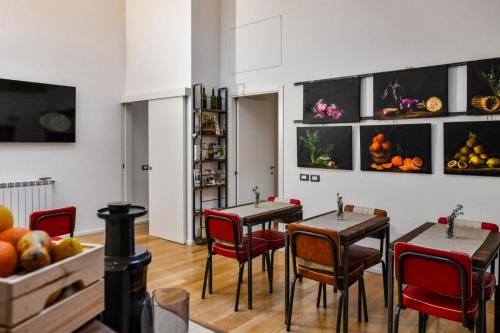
192;83;228;244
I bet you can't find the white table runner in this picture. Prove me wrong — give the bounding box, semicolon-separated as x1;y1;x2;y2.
409;223;490;256
301;211;375;232
221;201;294;218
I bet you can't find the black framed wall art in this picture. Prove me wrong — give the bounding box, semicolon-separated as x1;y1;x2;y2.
297;126;352;170
444;121;500;176
467;57;500;115
303;78;361;124
373;65;448;120
360;124;432;174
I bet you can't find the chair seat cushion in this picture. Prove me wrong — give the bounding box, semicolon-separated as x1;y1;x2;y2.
213;236;268;262
472;271;496;299
348;244;381;268
297;258;364;288
402;285;478;323
250;229;285;249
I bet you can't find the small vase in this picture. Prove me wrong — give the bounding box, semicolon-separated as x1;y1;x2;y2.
254;194;260;208
337;204;344;220
446;219;455;239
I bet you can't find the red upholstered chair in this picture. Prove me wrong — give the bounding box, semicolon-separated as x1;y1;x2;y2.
393;242;477;333
202;209;271;311
287;223;367;332
438;217;497;300
251;196;301;293
29;207;76;238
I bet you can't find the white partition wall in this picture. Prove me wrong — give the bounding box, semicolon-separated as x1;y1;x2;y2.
148;97;186;244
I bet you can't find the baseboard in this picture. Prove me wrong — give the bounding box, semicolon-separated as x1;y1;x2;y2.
74;219;148;237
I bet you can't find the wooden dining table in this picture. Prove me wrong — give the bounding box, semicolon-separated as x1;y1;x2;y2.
218;201;303;310
387;222;500;333
285;210;390;333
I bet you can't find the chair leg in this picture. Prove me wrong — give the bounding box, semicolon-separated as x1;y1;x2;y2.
358;281;362;322
208;254;213;294
394;305;401;333
336;292;344;333
316;283;323;308
322;283;327;308
264;252;273;293
382;260;388;307
361;277;368;322
201;255;210;299
491;254;496;274
418;312;423;333
235;262;245;312
334;286;337;293
422;313;428;333
286;276;298;332
270;249;276;291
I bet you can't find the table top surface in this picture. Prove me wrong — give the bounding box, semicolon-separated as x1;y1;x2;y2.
391;222;500;270
219;201;302;225
300;210;390;242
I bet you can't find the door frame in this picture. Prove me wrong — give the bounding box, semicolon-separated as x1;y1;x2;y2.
229;85;284;206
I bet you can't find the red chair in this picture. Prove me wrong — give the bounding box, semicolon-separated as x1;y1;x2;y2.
251;196;301;292
438;217;497;300
29;207;76;238
202;209;271;311
394;242;478;333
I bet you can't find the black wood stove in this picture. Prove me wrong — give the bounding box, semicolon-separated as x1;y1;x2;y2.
97;202;153;333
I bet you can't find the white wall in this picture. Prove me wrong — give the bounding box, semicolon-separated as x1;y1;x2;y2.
220;0;500;239
126;0;192;96
0;0;125;234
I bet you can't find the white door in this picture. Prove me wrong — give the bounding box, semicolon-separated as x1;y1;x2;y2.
236;94;278;204
148;97;186;244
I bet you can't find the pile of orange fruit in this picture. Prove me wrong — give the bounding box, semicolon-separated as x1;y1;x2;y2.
371;155;423;171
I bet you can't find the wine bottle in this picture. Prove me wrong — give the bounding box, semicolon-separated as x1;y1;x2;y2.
216;90;222;110
201;87;207;109
210;88;216;109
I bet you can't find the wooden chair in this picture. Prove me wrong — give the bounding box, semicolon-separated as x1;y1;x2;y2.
252;196;301;292
29;206;76;238
202;209;271;311
287;223;367;332
394;242;477;333
437;217;497;301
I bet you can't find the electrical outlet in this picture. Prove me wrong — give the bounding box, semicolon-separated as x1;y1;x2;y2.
300;174;309;181
310;175;320;182
141;165;149;171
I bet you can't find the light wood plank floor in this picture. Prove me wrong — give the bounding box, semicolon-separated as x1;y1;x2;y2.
80;224;495;332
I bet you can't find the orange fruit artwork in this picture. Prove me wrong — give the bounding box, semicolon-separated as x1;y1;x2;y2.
403;158;414;167
374;133;385;143
370;142;381;152
0;205;14;233
391;156;403;167
382;163;393;169
412;157;423;168
0;241;17;277
0;227;30;248
381;141;392;151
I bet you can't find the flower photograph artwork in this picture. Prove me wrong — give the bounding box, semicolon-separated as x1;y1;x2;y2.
360;124;432;174
373;65;448;120
444;121;500;177
297;126;352;170
303;78;361;124
467;57;500;115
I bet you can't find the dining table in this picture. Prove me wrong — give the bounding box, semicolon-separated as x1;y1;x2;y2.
219;201;303;310
387;222;500;333
286;210;390;333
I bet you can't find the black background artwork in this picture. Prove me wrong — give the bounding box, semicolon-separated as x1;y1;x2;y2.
373;65;448;120
360;124;432;174
467;58;500;115
444;121;500;177
303;78;360;124
297;126;352;170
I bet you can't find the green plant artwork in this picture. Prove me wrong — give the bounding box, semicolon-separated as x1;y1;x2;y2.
299;129;334;168
481;66;500;97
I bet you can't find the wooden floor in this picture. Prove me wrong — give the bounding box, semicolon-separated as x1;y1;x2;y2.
80;224;495;332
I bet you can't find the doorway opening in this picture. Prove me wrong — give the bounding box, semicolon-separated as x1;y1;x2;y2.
235;93;279;204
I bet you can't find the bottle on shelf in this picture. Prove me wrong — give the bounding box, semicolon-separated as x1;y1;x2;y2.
210;88;217;109
216;90;222;110
202;87;207;109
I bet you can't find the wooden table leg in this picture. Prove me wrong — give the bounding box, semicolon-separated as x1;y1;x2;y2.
285;227;290;325
343;243;350;333
247;224;253;310
477;269;485;333
387;248;394;333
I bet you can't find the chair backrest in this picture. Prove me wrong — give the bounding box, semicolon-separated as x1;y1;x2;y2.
344;205;387;217
437;217;499;232
204;209;241;245
394;242;472;300
267;196;301;206
30;206;76;237
288;223;341;276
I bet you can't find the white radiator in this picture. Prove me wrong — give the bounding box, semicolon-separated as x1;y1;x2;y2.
0;179;55;228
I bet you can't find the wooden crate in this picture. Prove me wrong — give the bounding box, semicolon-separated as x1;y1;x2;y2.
0;243;104;331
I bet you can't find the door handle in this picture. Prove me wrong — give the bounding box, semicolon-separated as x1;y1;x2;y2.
269;166;275;170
